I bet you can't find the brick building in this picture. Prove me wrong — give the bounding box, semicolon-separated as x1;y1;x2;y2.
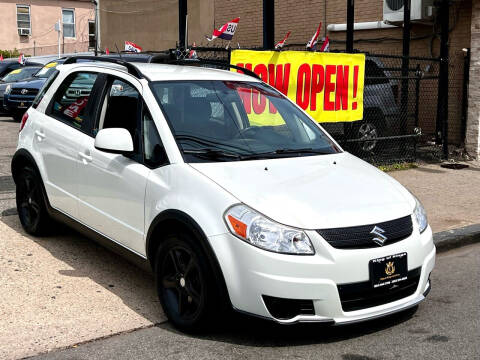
100;0;478;157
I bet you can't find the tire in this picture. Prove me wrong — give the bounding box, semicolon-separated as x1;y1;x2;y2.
12;112;23;122
16;166;51;235
155;233;221;332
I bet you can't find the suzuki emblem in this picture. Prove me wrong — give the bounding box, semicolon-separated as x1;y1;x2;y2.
370;226;387;246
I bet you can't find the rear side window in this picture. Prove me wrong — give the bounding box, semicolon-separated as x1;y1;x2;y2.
32;70;59;109
49;72;98;129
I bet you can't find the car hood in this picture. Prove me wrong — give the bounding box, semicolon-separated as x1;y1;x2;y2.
12;77;46;89
189;152;415;230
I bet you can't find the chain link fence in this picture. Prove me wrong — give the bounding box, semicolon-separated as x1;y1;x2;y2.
170;44;462;165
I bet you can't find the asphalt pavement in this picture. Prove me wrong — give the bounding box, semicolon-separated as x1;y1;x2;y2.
30;243;480;360
0;115;479;359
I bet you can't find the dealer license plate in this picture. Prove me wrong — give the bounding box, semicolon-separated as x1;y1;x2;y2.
369;252;408;289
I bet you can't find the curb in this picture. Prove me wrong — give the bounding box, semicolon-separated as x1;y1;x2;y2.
433;224;480;252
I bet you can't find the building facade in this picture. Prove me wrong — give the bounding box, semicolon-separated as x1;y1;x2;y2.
99;0;214;52
0;0;95;56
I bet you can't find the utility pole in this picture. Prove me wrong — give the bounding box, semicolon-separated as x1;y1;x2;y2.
55;20;61;58
346;0;354;53
263;0;274;50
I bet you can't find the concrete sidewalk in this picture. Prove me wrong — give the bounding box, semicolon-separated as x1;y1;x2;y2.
1;116;480;359
389;161;480;233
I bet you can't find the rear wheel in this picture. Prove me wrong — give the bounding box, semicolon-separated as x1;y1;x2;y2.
16;167;51;235
155;233;220;332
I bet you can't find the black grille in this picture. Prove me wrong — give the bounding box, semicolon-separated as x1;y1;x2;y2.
338;268;421;312
262;295;315;320
11;88;38;96
317;215;413;249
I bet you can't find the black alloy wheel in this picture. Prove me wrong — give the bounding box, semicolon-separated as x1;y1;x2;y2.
155;234;219;332
16;167;50;235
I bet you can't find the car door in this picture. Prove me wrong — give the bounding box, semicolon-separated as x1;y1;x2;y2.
34;71;101;217
76;76;153;255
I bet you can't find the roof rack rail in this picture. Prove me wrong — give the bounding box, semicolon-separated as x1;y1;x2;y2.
63;56;144;79
160;58;260;80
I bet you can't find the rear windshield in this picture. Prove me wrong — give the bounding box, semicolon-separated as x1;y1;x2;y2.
1;67;40;82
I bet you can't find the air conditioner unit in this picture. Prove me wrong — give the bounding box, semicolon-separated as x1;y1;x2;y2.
18;28;31;36
383;0;434;24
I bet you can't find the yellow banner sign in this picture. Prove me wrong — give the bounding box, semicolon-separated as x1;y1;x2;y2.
230;50;365;123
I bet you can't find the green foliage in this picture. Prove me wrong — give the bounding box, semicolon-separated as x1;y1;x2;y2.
0;49;21;59
378;163;418;172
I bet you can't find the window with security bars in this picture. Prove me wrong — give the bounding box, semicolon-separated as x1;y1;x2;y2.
62;8;75;38
88;20;95;49
16;5;31;33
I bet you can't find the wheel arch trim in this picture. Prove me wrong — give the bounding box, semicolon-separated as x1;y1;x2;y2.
146;209;232;306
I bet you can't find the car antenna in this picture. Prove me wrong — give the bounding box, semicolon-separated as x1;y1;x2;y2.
114;43;123;60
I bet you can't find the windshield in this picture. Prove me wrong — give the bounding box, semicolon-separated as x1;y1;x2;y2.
151;81;340;162
1;67;40;82
34;62;59;78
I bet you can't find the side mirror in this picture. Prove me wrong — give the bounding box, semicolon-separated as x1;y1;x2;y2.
94;128;133;154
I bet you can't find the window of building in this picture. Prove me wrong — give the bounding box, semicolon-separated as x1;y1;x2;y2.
88;20;96;49
62;8;75;38
16;5;31;34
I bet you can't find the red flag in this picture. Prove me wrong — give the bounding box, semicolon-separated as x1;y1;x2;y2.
124;41;142;53
275;31;291;50
306;23;322;50
188;42;198;59
18;53;25;65
0;54;3;61
320;36;330;52
105;47;110;55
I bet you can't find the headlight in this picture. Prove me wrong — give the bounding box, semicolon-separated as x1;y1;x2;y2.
4;85;12;95
224;204;314;255
413;197;428;233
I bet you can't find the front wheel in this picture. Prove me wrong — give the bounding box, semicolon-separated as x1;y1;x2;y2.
155;234;221;332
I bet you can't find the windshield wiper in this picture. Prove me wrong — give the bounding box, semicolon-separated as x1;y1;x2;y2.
183;148;241;160
240;148;331;160
274;148;331;155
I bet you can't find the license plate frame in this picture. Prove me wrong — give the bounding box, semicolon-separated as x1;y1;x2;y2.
369;252;408;289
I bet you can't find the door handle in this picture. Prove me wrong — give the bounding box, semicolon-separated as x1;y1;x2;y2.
34;130;46;140
78;151;93;163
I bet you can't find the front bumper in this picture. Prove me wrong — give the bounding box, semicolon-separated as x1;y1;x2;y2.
4;97;33;112
208;222;435;325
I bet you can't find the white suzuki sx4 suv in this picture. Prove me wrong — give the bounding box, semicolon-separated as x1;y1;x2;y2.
12;57;435;332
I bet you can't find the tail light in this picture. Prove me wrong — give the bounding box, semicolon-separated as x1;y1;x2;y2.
19;112;29;132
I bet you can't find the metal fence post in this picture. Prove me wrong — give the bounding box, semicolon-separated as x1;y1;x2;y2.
461;48;471;143
401;0;411;143
179;0;187;49
263;0;274;50
436;0;449;158
346;0;354;53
